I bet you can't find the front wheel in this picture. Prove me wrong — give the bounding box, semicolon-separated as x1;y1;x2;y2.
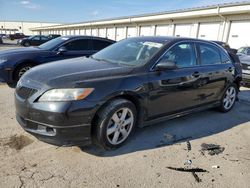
14;64;33;84
94;99;137;150
218;84;237;112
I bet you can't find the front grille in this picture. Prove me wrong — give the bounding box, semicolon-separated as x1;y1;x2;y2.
16;86;37;100
242;63;250;70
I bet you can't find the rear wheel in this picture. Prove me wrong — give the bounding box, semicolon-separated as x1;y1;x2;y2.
94;99;137;150
218;84;237;112
23;42;30;47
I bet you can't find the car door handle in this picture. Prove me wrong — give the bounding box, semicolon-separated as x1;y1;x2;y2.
192;72;201;78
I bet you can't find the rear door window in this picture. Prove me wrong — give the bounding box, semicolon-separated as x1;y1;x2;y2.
199;43;221;65
64;39;91;51
159;42;197;68
92;40;112;51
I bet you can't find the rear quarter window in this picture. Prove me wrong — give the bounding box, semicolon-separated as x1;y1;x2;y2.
93;40;113;51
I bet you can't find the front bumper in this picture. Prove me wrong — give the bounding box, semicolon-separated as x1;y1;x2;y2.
15;89;98;146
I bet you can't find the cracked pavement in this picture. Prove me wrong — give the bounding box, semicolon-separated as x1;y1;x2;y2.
0;84;250;188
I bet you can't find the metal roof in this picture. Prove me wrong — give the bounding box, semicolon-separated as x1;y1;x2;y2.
30;1;250;30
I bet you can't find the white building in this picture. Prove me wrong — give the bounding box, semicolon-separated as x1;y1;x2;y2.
31;2;250;48
0;21;60;35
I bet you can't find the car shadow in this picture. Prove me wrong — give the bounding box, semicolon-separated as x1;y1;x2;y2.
80;101;250;157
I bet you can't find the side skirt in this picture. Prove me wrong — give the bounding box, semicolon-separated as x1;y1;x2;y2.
141;101;221;127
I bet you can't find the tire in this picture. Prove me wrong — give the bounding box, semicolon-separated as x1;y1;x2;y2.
23;42;30;47
13;63;33;84
218;84;238;113
94;99;137;150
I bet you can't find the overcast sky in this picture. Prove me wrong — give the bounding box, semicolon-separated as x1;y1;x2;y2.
0;0;244;23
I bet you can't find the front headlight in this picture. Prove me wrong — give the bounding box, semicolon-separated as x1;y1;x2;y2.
38;88;94;102
0;58;7;65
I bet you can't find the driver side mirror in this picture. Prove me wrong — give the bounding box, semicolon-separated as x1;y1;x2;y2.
155;60;177;71
57;46;67;54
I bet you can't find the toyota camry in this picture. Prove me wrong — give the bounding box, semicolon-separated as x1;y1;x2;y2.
15;37;242;149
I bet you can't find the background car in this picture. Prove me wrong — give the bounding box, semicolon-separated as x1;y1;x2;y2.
237;47;250;57
238;55;250;85
0;36;3;44
47;34;61;39
235;47;250;85
18;35;51;47
15;37;241;149
0;36;115;86
0;34;7;39
8;33;27;40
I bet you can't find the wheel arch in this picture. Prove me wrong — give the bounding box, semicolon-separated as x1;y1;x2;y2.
90;92;146;136
12;60;37;81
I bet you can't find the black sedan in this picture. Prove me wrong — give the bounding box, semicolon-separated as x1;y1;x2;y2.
0;36;115;86
18;35;51;47
15;37;241;149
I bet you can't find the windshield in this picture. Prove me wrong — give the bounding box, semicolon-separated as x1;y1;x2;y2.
92;38;165;66
39;37;70;50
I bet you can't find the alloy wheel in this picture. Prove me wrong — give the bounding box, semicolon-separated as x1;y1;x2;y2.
18;66;31;79
106;107;134;145
223;86;236;110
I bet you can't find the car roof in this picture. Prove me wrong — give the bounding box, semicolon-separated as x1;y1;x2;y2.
124;36;220;45
61;35;115;43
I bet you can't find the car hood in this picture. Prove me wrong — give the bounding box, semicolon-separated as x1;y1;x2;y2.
0;47;43;56
22;57;134;88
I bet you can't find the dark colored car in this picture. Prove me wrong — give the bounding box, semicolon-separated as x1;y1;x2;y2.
8;33;26;40
18;35;50;47
47;34;61;39
15;37;241;150
0;37;2;44
0;36;115;86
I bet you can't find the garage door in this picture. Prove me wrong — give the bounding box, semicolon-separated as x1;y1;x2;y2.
92;29;98;36
140;26;154;36
66;30;71;35
228;21;250;49
80;29;85;35
198;23;221;40
85;29;91;36
175;24;192;37
127;27;137;38
99;28;106;38
116;27;126;41
107;28;115;40
156;25;169;36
